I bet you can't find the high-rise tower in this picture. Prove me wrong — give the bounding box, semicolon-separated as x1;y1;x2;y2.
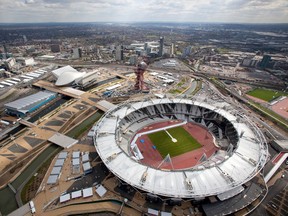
158;36;164;57
115;45;124;61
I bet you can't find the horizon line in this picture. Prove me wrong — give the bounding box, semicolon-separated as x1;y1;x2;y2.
0;21;288;25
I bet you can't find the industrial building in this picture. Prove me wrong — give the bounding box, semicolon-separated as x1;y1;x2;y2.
4;91;57;117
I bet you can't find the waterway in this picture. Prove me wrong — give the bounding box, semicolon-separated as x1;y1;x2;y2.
0;144;60;215
84;77;120;91
0;110;104;215
66;110;104;138
0;97;68;142
28;97;69;123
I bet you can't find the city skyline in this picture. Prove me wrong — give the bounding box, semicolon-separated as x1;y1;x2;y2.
0;0;288;24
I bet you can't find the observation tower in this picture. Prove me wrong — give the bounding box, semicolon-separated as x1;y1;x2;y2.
134;60;149;93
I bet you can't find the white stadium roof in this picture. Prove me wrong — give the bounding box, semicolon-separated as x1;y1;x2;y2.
93;98;268;198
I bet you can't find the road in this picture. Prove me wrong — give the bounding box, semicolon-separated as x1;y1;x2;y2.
250;170;288;216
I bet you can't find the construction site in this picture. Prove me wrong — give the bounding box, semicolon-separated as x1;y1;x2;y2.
0;58;287;216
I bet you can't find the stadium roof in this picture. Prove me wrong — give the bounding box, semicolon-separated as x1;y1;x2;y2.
4;91;56;114
94;98;268;198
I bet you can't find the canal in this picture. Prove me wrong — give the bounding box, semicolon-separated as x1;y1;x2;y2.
0;110;104;215
0;145;60;215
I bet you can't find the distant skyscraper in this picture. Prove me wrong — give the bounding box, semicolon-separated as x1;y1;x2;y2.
115;45;124;61
170;43;175;57
2;44;8;59
51;44;61;53
73;48;82;59
158;37;164;57
259;55;271;69
23;35;27;43
129;55;138;65
144;42;148;51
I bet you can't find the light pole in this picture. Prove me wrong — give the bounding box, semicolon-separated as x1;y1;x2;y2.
118;198;128;215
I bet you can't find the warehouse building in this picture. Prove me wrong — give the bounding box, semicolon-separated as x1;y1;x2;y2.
4;91;57;117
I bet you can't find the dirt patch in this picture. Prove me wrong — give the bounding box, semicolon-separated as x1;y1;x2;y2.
271;97;288;119
245;94;267;104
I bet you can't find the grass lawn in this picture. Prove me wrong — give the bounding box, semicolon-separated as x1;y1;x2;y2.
247;88;288;102
147;126;202;158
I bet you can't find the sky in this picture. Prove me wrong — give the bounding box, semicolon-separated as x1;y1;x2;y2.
0;0;287;23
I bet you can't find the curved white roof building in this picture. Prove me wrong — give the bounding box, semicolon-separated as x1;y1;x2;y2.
52;65;86;86
93;97;268;198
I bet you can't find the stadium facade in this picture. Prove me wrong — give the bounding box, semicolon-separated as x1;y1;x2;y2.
93;97;269;213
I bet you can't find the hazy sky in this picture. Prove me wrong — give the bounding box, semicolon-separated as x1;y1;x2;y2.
0;0;287;23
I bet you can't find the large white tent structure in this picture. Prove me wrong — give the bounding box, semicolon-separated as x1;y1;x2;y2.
52;65;97;87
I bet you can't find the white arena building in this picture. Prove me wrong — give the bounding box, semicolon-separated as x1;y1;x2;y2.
93;97;269;199
52;65;97;87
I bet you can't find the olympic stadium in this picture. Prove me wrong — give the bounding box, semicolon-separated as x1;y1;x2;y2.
93;97;269;201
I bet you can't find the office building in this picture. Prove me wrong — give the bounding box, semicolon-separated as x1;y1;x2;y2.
158;37;164;57
115;45;124;61
129;55;138;65
259;55;271;69
51;44;61;53
73;48;82;59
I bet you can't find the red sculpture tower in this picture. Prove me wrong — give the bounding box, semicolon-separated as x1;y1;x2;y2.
134;60;149;93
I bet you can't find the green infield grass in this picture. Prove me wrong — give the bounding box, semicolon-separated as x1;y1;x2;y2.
247;88;288;102
147;126;202;158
